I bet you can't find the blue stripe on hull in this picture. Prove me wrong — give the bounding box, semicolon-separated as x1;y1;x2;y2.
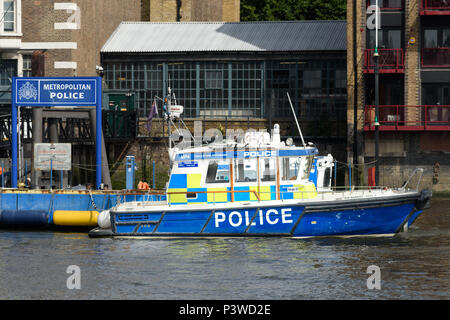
292;203;415;237
112;202;417;237
157;211;210;233
407;210;423;227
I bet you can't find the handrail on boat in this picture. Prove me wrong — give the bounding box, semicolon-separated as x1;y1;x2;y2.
114;184;409;206
399;168;424;192
167;189;261;203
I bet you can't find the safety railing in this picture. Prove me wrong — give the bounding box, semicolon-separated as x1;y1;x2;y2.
364;105;450;130
422;48;450;67
399;168;424;192
421;0;450;10
364;49;404;73
115;186;400;207
366;0;404;10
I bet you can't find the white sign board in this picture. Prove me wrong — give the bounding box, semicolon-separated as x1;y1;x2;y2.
34;143;72;171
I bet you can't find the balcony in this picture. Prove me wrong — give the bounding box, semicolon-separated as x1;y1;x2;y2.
364;105;450;131
364;49;404;73
422;48;450;67
421;0;450;15
366;0;404;10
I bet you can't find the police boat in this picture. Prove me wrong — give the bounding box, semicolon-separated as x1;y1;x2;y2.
89;127;431;238
89;90;431;239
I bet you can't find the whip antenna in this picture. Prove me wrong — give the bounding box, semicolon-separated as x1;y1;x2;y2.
287;92;306;148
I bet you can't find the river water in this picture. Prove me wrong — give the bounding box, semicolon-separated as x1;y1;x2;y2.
0;200;448;300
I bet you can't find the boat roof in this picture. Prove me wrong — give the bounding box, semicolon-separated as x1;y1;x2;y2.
172;142;318;162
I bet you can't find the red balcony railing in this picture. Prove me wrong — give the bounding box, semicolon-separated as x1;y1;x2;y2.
364;105;450;131
421;0;450;14
422;48;450;67
366;0;404;10
364;49;404;73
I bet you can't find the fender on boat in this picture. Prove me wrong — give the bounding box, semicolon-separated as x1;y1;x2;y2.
415;189;432;211
89;227;114;238
97;210;111;229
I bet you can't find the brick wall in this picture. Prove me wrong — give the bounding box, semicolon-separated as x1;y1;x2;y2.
346;0;366;184
148;0;240;22
22;0;142;77
222;0;240;22
404;0;421;124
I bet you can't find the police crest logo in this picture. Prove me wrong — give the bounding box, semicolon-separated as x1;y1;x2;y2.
18;81;38;101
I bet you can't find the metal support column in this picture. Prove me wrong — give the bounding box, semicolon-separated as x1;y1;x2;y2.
374;1;380;186
32;108;43;189
89;108;111;189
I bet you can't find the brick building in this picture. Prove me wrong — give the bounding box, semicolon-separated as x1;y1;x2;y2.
0;0;142;102
347;0;450;191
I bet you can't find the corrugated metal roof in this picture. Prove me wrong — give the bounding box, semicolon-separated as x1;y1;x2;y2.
101;21;346;53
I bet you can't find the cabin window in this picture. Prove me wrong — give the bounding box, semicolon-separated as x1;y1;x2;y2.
234;158;257;182
281;157;301;181
324;167;332;188
259;158;276;182
302;156;314;180
206;160;230;183
186;192;198;199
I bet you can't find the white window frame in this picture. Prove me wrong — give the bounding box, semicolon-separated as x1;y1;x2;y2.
0;0;22;36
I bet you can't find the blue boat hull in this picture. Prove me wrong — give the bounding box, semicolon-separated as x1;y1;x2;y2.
90;190;431;238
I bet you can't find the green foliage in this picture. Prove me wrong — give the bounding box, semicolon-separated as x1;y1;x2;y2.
241;0;346;21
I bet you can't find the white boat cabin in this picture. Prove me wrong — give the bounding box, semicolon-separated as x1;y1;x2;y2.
166;124;322;205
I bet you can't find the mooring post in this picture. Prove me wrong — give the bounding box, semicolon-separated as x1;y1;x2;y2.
96;78;103;190
126;156;135;190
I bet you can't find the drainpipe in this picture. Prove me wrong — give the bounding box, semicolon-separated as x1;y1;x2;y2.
176;0;182;21
353;0;358;184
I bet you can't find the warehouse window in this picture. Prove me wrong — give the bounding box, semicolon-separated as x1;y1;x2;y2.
266;59;347;119
200;62;228;115
205;71;223;89
168;62;196;118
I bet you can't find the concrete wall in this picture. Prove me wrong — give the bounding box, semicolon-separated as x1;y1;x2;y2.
365;132;450;191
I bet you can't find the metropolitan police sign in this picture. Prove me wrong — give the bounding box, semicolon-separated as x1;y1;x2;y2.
14;77;99;106
11;76;103;189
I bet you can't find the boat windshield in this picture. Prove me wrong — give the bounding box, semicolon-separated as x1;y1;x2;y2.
206;161;230;183
281;155;314;181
